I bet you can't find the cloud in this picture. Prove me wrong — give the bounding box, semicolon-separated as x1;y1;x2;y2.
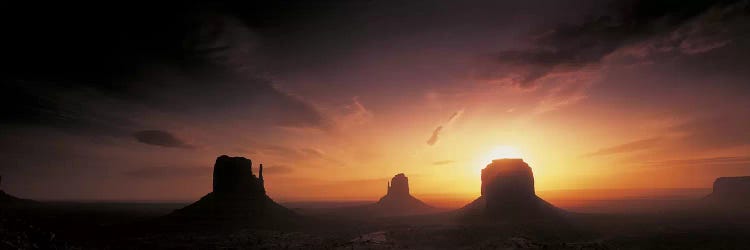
484;0;744;87
333;96;374;130
299;148;325;158
672;113;750;150
133;130;192;148
477;0;747;113
4;8;332;138
630;1;747;57
252;84;333;129
532;72;596;114
248;144;300;158
261;165;294;175
447;111;462;123
0;81;140;137
248;144;324;159
586;112;750;158
426;109;465;146
244;143;345;166
426;126;443;146
123;166;208;179
584;137;663;157
432;160;455;165
642;156;750;168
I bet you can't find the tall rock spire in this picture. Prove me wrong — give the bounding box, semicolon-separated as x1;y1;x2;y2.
259;164;264;181
259;163;265;190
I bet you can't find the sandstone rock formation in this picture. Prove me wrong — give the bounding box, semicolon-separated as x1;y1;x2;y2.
705;176;750;210
460;159;563;222
374;173;437;216
481;159;536;213
166;155;298;229
212;156;265;196
386;173;410;197
707;176;750;200
325;173;439;218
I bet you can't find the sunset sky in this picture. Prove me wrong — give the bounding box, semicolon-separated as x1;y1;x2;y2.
3;0;750;203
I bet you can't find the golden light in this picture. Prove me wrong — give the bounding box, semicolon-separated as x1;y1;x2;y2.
470;145;525;174
485;145;523;161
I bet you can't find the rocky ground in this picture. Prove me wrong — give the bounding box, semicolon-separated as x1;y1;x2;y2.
3;209;750;250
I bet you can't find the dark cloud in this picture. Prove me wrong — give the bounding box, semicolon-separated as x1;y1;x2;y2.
133;130;192;148
0;81;138;137
432;160;455;165
481;0;747;89
584;137;663;157
123;166;208;179
4;2;331;137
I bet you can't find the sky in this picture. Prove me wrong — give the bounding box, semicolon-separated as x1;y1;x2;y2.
3;0;750;202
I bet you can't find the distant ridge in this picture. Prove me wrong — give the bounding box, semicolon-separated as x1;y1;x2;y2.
323;173;441;218
0;176;37;208
372;173;439;216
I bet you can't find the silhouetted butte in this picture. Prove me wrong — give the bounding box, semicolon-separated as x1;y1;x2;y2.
460;159;563;222
705;176;750;212
166;155;298;229
373;173;437;216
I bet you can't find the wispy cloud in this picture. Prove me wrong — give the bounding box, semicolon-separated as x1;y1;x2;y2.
247;144;325;160
432;160;455;165
672;113;750;150
334;96;374;129
133;130;193;148
584;137;663;157
476;0;746;114
262;165;294;175
426;109;464;146
244;142;345;167
641;156;750;168
426;126;443;146
123;166;208;179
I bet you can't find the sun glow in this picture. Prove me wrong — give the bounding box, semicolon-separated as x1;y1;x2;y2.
469;145;526;176
482;145;523;164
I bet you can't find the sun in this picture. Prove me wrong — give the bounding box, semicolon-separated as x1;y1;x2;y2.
482;145;523;163
471;145;525;175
